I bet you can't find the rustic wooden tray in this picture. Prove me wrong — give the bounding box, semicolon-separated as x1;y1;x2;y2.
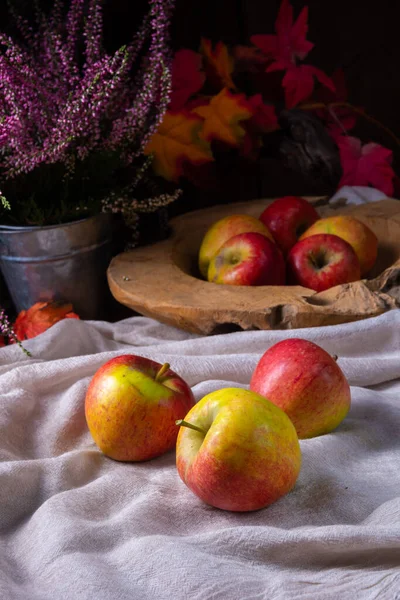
107;198;400;335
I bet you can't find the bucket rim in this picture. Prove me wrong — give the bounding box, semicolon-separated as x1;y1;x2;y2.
0;211;109;233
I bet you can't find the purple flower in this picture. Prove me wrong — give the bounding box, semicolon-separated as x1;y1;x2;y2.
0;0;175;218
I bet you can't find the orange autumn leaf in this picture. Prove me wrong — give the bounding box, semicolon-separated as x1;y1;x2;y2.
144;110;213;182
13;301;80;341
200;39;236;91
193;88;253;147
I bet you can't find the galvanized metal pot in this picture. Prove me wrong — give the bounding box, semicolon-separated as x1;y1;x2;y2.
0;213;114;320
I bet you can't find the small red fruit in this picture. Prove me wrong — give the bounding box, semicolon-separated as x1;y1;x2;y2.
287;233;361;292
207;232;285;286
260;196;319;255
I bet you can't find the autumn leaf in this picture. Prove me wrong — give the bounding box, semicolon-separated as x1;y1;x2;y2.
170;49;205;111
315;68;348;104
13;302;80;341
185;96;210;111
193;88;252;147
266;61;334;108
251;0;313;67
251;0;335;108
238;95;279;158
324;109;357;143
200;39;236;90
310;69;357;140
144;110;213;181
0;336;5;347
247;94;278;133
337;136;395;196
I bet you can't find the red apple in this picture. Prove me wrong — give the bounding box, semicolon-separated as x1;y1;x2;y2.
85;355;195;461
250;339;351;439
198;214;274;278
299;215;378;275
259;196;319;255
287;233;361;292
176;387;301;511
207;232;285;286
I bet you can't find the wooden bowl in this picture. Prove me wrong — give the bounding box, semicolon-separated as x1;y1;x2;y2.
107;198;400;335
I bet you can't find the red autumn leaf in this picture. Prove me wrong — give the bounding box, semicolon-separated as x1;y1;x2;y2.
337;136;395;196
247;94;279;133
313;69;357;140
200;39;236;90
13;301;80;341
251;0;314;67
144;110;213;182
320;105;357;143
193;88;253;147
268;62;335;108
0;336;5;347
182;160;220;191
185;96;210;111
315;68;348;104
169;49;205;111
251;0;334;108
239;95;279;159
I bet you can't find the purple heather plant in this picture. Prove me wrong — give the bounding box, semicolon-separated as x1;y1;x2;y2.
0;0;176;226
0;306;30;355
0;0;178;354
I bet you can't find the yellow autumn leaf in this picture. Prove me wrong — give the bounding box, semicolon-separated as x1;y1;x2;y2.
193;88;253;147
144;110;213;181
200;39;236;90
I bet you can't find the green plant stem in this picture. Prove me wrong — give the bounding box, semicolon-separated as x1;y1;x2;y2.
175;419;206;434
155;362;170;381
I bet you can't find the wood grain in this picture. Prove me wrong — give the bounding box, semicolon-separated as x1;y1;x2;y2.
107;198;400;335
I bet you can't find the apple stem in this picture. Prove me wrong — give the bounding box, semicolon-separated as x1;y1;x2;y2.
176;419;206;435
155;362;170;381
332;354;338;362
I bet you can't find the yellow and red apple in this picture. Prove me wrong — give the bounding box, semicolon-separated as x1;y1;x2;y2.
250;339;351;439
300;215;378;275
85;355;195;461
176;387;301;512
207;231;286;286
198;214;274;279
259;195;320;255
287;233;361;292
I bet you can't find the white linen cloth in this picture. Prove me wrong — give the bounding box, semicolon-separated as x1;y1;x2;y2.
1;187;399;599
1;312;400;600
328;185;387;205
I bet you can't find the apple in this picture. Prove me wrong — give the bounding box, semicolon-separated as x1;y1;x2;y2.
300;215;378;275
250;338;351;439
85;355;195;461
198;214;274;279
176;387;301;512
259;196;320;255
287;233;361;292
207;232;285;286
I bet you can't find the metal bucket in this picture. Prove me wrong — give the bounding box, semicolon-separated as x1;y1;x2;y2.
0;213;114;320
